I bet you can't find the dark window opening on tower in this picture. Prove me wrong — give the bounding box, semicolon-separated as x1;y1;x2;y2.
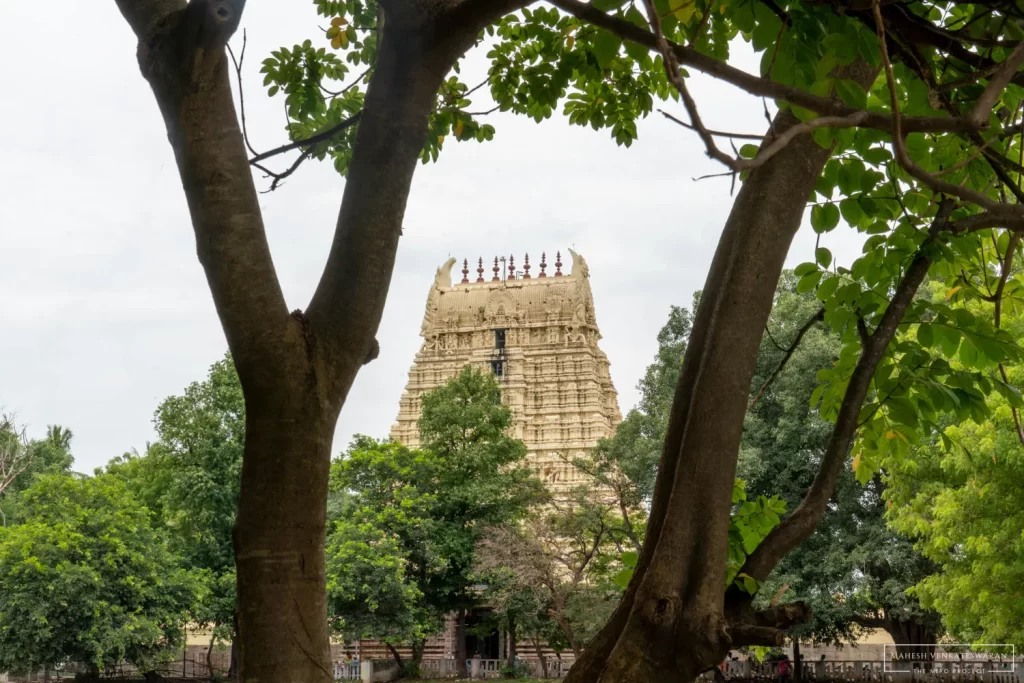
494;329;506;349
490;360;504;377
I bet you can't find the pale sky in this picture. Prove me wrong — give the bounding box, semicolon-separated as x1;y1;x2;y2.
0;2;865;474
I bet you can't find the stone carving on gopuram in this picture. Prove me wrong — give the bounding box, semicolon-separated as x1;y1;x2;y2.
390;250;622;494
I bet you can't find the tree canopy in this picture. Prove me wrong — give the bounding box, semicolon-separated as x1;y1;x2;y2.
106;355;244;647
326;367;544;666
888;292;1024;645
0;474;197;677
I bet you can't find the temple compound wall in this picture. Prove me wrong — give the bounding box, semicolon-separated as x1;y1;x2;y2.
390;249;622;495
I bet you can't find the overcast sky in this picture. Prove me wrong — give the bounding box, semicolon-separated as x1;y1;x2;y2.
0;2;866;474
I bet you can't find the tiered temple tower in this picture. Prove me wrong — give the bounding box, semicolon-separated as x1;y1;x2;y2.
390;249;621;494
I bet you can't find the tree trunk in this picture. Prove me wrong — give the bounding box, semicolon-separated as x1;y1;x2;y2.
793;639;802;683
455;609;468;678
887;619;938;671
564;64;873;681
111;2;516;681
229;611;239;678
207;627;217;677
533;637;549;678
412;639;425;668
506;619;517;669
387;643;405;669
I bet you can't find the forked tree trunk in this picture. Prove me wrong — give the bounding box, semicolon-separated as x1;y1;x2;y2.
565;58;874;679
111;1;510;681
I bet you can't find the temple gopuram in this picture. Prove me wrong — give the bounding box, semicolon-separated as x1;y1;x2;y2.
390;249;622;494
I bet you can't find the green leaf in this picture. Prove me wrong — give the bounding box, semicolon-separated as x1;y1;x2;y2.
817;275;840;301
793;261;818;277
840;198;864;226
811;203;841;233
592;29;623;70
959;337;980;367
835;79;868;109
816;247;833;268
613;567;634;589
917;323;934;348
620;551;638;568
797;271;823;293
739;144;760;159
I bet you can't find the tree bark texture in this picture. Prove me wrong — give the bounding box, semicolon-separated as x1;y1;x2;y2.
110;1;526;681
506;619;517;669
564;70;887;683
563;105;834;683
533;637;549;678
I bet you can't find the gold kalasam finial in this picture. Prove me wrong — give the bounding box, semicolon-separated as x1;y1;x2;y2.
476;257;485;283
539;252;547;277
523;253;531;279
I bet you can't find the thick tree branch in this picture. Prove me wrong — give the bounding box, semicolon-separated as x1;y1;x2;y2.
728;602;812;647
967;42;1024;127
113;0;184;40
118;0;294;385
739;199;956;583
852;615;890;629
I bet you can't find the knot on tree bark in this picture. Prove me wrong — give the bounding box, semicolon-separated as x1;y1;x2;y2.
363;338;381;365
135;0;245;93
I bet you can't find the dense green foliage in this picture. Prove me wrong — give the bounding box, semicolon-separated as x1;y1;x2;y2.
740;274;942;644
888;295;1024;645
0;422;76;525
106;355;244;646
0;474;196;675
326;368;544;653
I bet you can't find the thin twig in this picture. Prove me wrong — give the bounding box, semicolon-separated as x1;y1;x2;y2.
658;109;765;140
227;31;259;158
750;308;825;409
249;111;363;165
873;0;1020;215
